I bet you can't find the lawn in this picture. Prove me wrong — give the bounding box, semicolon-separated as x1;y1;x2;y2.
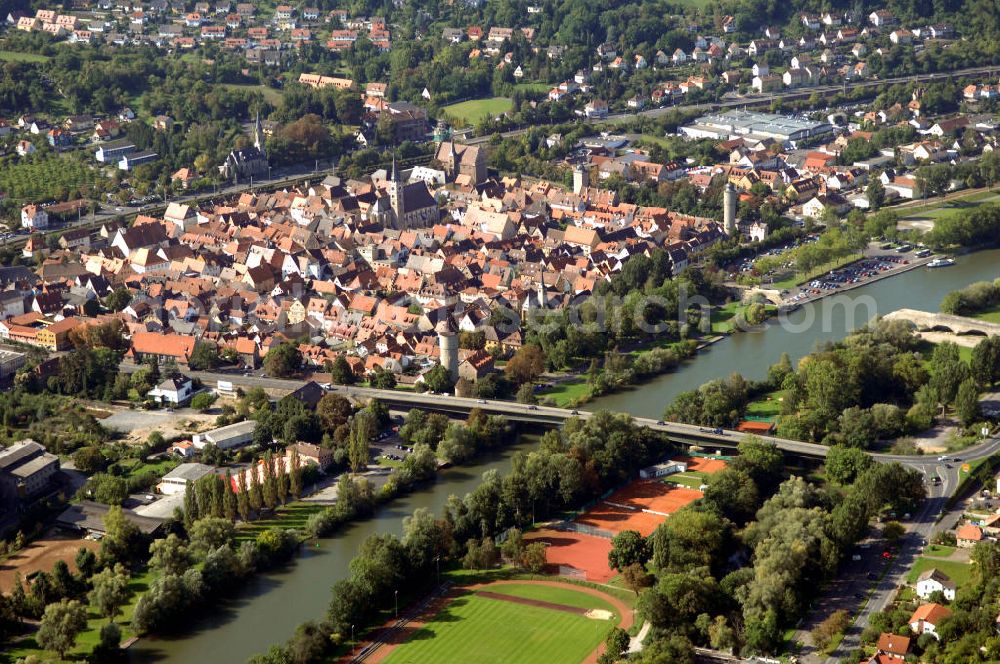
905;557;973;586
0;50;50;63
924;544;957;558
110;456;179;481
4;568;154;663
442;97;512;123
235;501;323;541
746;390;785;420
663;472;706;489
486;582;619;615
382;585;613;664
710;301;776;334
220;83;283;105
514;82;550;93
537;378;590;408
898;189;1000;224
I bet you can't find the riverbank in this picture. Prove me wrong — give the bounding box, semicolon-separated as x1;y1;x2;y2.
130;437;540;663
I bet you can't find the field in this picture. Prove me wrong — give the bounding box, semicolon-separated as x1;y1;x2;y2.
0;50;50;63
380;581;624;664
0;535;98;593
574;480;703;536
220;83;283;105
0;154;100;203
746;390;785;419
514;82;550;93
524;529;614;582
905;557;973;587
537;378;590;407
897;188;1000;230
442;97;512;123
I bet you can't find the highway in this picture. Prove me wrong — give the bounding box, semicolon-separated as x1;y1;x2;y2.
463;64;1000;145
150;366;1000;478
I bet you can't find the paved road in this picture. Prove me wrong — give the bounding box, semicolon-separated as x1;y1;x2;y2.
787;436;1000;663
463;65;1000;145
125;365;1000;477
1;160;338;247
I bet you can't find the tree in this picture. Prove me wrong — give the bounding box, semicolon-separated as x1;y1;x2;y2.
605;626;630;658
100;506;141;565
104;287;132;312
149;534;191;576
329;355;356;385
866;178;886;211
188;341;220;370
422;365;454;394
189;517;236;557
91;474;129;505
289;447;303;499
349;409;375;473
88;564;130;622
316;393;353;432
37;599;88;659
521;542;547;573
882;521;905;542
622;562;652;595
811;610;850;652
929;342;969;410
608;530;649;572
515;382;537;404
191;392;218;412
72;446;106;474
504;344;546;385
264;342;302;378
955;377;981;426
825;445;874;485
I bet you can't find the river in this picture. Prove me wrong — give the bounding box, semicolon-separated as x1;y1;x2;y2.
587;248;1000;418
133;248;1000;663
132;438;538;663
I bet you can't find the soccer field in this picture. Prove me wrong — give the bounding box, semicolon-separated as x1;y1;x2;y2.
442;97;512;123
381;584;616;664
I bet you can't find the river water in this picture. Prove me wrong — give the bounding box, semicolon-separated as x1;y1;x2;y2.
132;438;537;663
588;249;1000;418
134;249;1000;663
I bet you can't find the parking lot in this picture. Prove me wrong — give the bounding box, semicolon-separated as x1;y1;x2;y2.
783;253;914;303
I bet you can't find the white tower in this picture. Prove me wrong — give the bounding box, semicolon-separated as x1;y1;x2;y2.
723;183;737;235
436;319;459;384
573;163;589;194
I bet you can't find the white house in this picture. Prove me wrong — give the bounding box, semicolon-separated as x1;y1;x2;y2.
915;569;957;601
157;462;215;495
909;603;952;638
20;204;49;230
147;374;194;405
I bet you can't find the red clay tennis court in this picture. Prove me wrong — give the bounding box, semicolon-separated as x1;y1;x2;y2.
674;456;728;474
573;481;704;536
525;529;615;583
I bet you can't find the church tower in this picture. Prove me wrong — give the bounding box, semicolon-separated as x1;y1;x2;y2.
389;154;405;225
253;110;266;159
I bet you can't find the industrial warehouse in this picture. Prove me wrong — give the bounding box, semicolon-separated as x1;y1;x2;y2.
679;109;835;145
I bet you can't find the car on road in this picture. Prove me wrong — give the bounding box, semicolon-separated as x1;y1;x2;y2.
656;420;665;425
476;399;486;404
527;405;538;410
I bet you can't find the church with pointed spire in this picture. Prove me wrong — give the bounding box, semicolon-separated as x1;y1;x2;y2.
372;155;439;230
221;110;270;183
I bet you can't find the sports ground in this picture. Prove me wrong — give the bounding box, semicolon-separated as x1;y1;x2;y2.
524;529;615;582
530;458;727;581
574;480;704;536
376;581;631;664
